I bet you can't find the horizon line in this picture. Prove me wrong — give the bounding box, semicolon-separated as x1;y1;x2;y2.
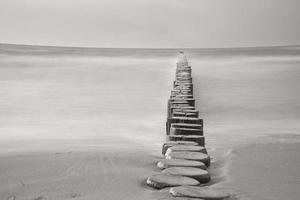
1;42;300;50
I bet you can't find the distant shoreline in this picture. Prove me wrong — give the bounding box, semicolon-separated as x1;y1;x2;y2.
1;42;300;51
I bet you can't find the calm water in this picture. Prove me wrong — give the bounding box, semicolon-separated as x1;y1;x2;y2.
0;44;300;199
1;44;299;147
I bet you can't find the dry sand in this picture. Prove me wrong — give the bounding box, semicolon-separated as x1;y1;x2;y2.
224;134;300;200
0;149;159;200
206;134;300;200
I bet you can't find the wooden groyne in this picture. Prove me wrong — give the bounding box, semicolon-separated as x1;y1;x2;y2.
146;52;231;200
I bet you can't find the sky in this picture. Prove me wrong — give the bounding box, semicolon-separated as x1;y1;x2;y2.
0;0;300;48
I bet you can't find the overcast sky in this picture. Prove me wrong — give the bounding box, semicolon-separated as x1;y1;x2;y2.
0;0;300;48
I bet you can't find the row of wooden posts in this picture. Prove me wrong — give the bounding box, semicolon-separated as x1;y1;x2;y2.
166;54;204;146
146;52;230;200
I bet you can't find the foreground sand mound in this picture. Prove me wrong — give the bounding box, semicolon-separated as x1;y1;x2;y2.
162;167;210;183
170;186;230;200
157;159;206;170
146;174;200;189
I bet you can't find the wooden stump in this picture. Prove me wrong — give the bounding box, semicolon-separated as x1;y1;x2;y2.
146;174;200;189
165;145;207;155
167;135;205;147
157;159;206;170
166;151;210;166
162;167;210;183
162;141;198;155
170;127;203;136
169;186;230;200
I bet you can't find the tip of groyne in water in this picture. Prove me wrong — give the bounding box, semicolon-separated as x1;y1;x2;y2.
145;52;231;199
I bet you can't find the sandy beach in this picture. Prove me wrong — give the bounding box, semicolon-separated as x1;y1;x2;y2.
0;150;157;200
223;134;300;200
0;44;300;200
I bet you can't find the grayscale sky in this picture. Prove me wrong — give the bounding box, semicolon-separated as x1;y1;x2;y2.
0;0;300;48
